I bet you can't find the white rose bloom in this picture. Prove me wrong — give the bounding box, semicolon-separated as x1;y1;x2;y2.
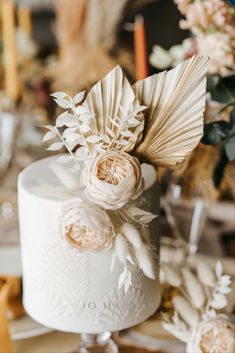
187;318;235;353
61;200;114;252
83;151;144;210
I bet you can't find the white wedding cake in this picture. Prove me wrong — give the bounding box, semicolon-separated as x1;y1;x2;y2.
18;156;160;333
18;56;208;334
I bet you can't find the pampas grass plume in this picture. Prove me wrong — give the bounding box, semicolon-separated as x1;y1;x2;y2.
115;233;128;263
182;268;206;309
135;244;155;279
173;295;199;326
197;262;216;287
162;263;181;287
121;222;142;250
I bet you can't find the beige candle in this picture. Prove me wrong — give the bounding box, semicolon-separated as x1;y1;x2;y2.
18;5;32;36
2;0;20;101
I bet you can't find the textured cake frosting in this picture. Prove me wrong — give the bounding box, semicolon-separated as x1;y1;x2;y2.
18;155;161;333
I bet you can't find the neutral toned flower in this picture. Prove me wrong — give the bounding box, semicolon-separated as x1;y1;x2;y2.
149;45;173;70
174;0;235;75
174;0;191;14
61;199;114;252
188;318;235;353
196;32;235;75
83;151;144;210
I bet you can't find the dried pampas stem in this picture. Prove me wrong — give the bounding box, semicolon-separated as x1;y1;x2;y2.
173;296;199;326
161;263;181;287
115;233;129;263
182;268;206;309
197;262;216;287
121;222;142;250
135;244;155;279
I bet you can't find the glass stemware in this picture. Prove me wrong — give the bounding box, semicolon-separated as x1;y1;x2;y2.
75;332;118;353
163;184;208;257
0;110;19;238
0;110;17;181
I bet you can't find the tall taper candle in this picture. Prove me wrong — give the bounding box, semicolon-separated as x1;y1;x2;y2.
134;15;148;81
2;0;20;101
18;5;32;36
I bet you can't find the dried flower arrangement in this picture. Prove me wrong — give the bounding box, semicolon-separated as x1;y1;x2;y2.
43;56;208;291
162;261;235;353
48;0;154;93
150;0;235;200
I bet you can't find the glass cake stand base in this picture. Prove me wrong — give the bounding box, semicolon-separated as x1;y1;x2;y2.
75;332;118;353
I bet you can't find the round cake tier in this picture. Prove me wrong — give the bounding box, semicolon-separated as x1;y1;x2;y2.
18;155;161;333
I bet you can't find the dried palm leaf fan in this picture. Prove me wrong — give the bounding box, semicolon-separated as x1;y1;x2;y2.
78;55;208;169
133;55;208;168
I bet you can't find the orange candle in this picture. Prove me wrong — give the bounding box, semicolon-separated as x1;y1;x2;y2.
2;0;20;101
134;15;148;81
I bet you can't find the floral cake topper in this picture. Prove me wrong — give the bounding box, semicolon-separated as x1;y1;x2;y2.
43;55;208;291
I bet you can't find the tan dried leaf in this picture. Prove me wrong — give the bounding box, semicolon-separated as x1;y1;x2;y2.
133;55;209;168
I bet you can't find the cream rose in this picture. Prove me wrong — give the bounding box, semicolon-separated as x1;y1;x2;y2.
61;200;114;252
187;318;235;353
83;151;144;210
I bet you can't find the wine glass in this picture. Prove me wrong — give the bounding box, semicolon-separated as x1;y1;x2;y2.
0;111;17;181
0;110;18;236
163;184;208;257
76;332;118;353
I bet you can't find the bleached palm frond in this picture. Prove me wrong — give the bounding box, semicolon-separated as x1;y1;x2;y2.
133;55;209;168
81;65;145;153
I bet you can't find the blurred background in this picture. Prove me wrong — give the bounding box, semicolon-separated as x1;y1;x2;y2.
0;0;234;352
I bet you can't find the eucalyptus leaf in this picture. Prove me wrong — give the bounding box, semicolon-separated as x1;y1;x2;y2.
80;124;90;133
208;84;233;103
213;147;228;188
206;74;220;91
54;98;73;109
42;130;57;142
202;121;230;145
73;90;86;104
225;134;235;161
47;142;64;151
86;135;102;143
230;107;235;127
50;92;67;99
220;73;235;96
207;74;234;103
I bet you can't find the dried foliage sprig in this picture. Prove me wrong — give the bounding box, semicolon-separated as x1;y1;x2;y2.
162;261;233;345
111;219;156;292
43;58;209;294
44;58;208;169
